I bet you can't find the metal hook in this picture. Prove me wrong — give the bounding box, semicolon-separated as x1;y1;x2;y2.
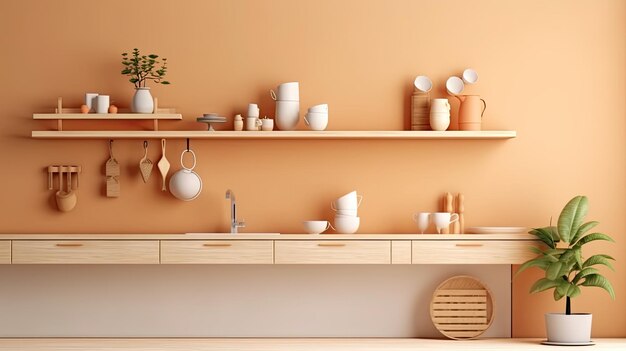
144;140;148;148
186;138;190;151
109;140;114;157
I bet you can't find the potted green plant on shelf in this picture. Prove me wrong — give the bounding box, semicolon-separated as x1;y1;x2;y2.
121;48;170;113
517;195;615;345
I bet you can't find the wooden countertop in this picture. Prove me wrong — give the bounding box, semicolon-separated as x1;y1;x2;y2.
0;233;537;240
0;338;621;350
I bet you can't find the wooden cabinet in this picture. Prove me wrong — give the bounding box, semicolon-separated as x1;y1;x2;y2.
0;241;10;264
411;240;539;264
12;240;159;264
275;240;391;264
161;240;273;264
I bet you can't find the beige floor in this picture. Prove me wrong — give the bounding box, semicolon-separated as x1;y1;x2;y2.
0;338;624;350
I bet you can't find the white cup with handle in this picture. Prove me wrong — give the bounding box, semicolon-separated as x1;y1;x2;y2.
270;82;300;101
304;112;328;131
275;100;300;130
331;191;363;210
433;212;459;234
412;212;431;234
247;103;260;118
246;117;262;131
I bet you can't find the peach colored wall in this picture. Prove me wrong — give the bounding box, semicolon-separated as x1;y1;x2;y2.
1;0;625;337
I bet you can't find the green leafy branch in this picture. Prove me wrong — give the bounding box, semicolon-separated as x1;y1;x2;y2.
121;48;171;88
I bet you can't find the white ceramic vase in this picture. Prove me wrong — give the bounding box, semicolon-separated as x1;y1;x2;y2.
545;313;592;343
132;87;154;113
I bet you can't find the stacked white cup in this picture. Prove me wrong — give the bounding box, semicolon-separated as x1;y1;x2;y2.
304;104;329;131
271;82;300;130
331;191;362;234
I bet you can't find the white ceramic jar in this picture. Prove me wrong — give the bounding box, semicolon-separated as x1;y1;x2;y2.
430;98;451;131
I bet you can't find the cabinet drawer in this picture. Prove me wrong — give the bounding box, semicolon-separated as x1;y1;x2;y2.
12;240;159;264
275;240;391;264
412;240;540;264
0;241;10;264
161;240;273;264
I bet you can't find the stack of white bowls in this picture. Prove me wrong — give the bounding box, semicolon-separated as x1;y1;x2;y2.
272;82;300;131
304;104;329;131
332;191;362;234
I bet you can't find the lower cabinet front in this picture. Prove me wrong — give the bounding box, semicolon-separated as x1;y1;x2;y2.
160;240;274;264
275;240;391;264
11;240;159;264
0;241;10;264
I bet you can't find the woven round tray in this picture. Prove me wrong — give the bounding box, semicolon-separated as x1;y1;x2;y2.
430;275;494;340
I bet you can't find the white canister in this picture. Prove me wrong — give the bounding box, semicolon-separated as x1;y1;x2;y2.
96;95;110;114
85;93;98;113
275;100;299;130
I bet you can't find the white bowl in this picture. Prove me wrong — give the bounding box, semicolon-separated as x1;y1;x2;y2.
334;209;357;216
334;216;360;234
308;104;328;113
303;220;330;234
304;113;328;131
413;75;433;93
335;191;362;209
462;68;479;84
446;76;464;95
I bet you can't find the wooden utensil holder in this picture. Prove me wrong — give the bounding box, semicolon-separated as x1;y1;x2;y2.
47;165;82;190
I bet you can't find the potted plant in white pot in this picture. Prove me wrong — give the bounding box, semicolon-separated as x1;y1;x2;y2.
517;195;615;345
121;48;170;113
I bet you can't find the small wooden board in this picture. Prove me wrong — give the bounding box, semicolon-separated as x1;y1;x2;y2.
430;275;494;340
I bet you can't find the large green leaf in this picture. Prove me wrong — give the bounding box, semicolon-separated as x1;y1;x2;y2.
574;233;615;247
583;254;615;271
571;221;599;245
530;278;560;294
573;267;598;284
558;196;588;244
516;256;552;276
529;228;556;249
546;262;563;280
582;274;616;299
554;287;565;301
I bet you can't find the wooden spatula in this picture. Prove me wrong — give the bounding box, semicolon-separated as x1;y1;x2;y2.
139;140;153;183
157;139;170;191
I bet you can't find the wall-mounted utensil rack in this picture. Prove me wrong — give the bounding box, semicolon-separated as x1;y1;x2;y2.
47;165;82;190
34;97;182;131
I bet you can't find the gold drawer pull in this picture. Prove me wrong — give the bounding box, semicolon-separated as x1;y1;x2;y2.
203;243;232;247
55;243;84;247
317;243;346;247
455;243;484;247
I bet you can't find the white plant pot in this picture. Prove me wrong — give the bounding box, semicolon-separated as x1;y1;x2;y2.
545;313;592;343
132;87;154;113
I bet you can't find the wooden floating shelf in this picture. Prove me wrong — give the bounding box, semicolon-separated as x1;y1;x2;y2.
31;130;517;140
33;113;182;120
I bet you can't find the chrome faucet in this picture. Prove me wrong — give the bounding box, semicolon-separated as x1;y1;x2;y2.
225;189;245;234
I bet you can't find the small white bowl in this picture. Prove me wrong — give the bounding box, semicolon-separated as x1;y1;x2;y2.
308;104;329;113
413;75;433;93
303;220;331;234
334;216;360;234
462;68;479;84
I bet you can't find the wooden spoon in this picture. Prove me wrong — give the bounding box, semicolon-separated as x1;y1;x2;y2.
139;140;153;183
157;139;170;191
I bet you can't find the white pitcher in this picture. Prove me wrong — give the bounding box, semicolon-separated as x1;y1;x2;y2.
430;98;451;131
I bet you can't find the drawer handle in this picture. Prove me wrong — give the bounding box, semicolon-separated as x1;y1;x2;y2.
317;243;346;247
55;243;84;247
455;243;484;247
203;243;232;247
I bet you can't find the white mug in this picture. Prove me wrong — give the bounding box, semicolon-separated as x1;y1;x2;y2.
432;212;460;234
85;93;98;113
332;191;363;210
96;95;109;114
261;118;274;131
304;113;328;131
271;82;299;101
412;212;431;234
247;103;260;118
246;117;262;131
